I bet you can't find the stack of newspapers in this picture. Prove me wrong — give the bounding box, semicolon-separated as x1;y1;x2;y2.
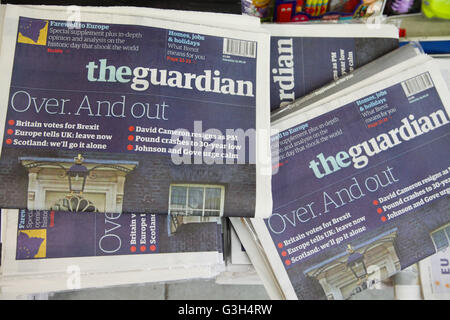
231;45;450;300
0;4;448;299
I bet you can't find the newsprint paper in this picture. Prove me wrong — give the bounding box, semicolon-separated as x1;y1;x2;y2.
419;247;450;300
0;5;272;218
0;208;224;297
237;46;450;300
264;23;399;111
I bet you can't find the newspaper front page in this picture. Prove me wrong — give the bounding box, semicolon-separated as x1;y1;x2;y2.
0;5;272;219
252;50;450;300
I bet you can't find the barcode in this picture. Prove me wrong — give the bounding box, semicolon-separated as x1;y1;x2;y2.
223;38;256;58
401;73;434;97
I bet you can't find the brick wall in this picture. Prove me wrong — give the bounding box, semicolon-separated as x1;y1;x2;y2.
0;149;256;216
157;217;223;253
286;195;450;300
0;148;29;208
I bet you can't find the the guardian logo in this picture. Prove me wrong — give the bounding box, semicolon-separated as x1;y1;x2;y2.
272;38;295;107
86;59;255;97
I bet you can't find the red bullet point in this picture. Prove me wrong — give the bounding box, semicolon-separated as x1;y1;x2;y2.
281;251;287;257
130;246;136;253
277;242;283;249
140;245;146;252
8;120;15;126
285;259;291;266
7;129;13;135
128;126;135;132
377;208;383;214
381;216;387;222
150;245;156;252
127;144;133;151
5;139;12;145
128;135;134;141
373;200;379;205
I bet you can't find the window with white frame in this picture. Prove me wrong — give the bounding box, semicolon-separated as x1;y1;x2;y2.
169;184;225;217
430;224;450;251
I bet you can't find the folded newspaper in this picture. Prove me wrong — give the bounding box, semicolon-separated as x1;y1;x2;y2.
265;23;399;111
233;44;450;300
0;4;272;219
0;208;224;297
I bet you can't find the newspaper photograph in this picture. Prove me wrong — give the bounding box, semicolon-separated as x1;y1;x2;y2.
0;5;272;219
252;52;450;300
